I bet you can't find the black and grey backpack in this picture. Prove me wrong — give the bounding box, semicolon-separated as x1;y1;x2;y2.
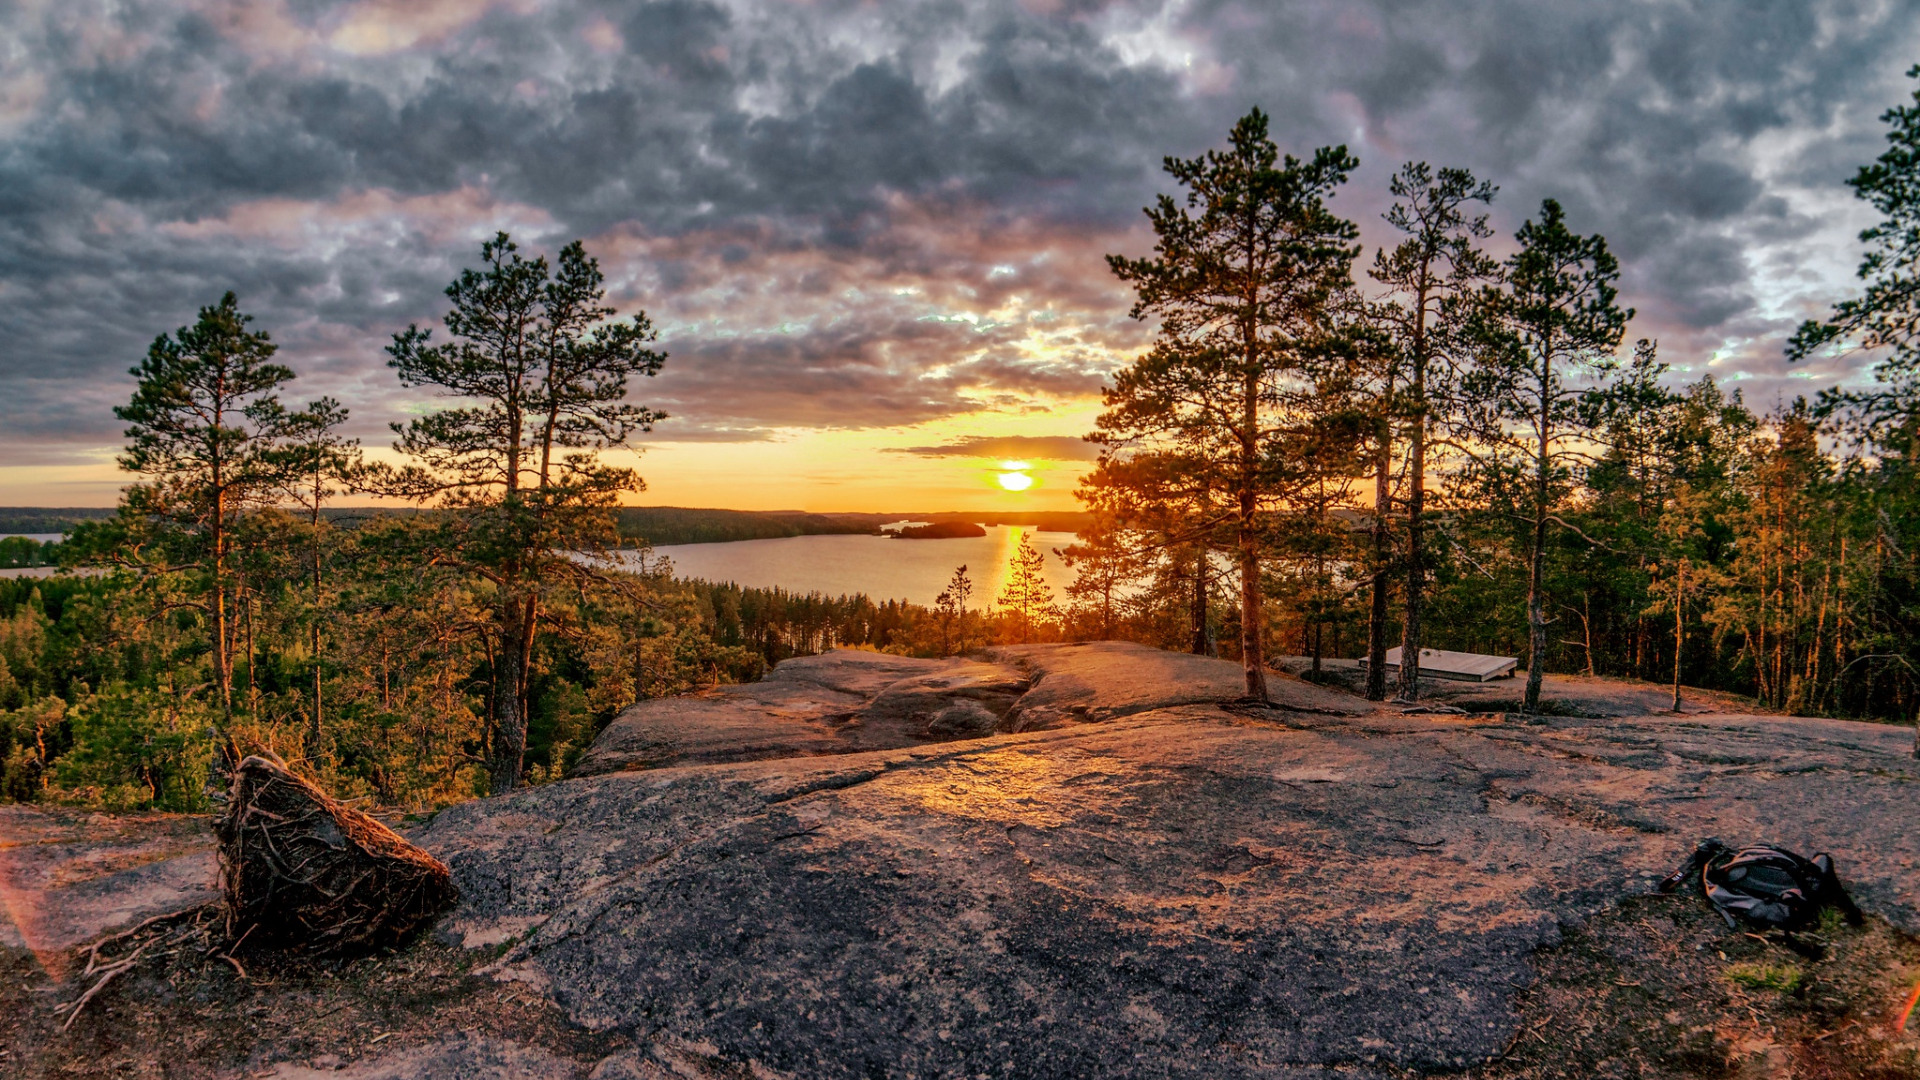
1658;837;1863;931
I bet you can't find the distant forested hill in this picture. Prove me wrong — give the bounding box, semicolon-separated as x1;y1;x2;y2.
615;508;1092;546
617;507;880;546
0;507;115;534
0;505;1090;544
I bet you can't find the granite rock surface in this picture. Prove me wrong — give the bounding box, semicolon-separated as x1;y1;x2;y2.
571;650;1029;776
404;643;1920;1079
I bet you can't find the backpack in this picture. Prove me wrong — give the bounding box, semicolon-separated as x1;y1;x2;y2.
1658;838;1863;932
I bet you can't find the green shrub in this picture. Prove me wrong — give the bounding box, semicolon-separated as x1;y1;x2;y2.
50;686;217;811
0;696;64;800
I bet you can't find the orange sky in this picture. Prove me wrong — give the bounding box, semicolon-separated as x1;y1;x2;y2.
614;405;1102;513
0;402;1104;513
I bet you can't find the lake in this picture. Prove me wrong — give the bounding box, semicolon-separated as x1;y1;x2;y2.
625;525;1083;607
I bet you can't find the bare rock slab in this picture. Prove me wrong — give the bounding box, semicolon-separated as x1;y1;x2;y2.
420;667;1920;1079
573;651;1029;776
0;805;215;958
995;642;1367;729
423;718;1557;1078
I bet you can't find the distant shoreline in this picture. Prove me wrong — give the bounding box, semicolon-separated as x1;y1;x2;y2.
0;505;1093;549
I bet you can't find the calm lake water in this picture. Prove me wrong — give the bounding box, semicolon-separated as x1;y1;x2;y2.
624;525;1083;607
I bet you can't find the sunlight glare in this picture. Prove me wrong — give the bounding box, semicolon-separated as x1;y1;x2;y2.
997;470;1034;492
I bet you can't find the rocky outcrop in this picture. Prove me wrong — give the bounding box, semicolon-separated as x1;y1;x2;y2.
574;643;1369;776
996;641;1366;729
571;651;1031;776
407;643;1920;1079
17;644;1918;1078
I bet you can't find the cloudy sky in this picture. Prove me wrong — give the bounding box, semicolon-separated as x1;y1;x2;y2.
1;0;1913;510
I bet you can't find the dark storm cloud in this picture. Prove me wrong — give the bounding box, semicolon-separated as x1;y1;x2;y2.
889;435;1102;461
0;0;1914;468
1191;0;1912;357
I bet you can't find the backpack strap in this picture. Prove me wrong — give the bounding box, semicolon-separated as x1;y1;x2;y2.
1810;852;1866;926
1658;838;1726;895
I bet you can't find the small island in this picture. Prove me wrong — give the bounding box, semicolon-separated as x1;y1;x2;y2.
890;521;987;539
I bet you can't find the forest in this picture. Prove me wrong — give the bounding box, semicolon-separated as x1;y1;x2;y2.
3;69;1918;813
1056;75;1920;725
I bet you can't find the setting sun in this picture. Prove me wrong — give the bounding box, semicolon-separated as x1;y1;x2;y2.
996;461;1035;492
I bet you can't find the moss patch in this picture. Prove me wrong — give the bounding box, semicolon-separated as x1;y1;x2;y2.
1726;962;1806;994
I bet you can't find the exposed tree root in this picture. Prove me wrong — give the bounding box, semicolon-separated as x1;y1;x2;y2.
216;754;457;956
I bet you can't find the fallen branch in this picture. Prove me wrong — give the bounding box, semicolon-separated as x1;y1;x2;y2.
81;903;215;977
63;944;146;1031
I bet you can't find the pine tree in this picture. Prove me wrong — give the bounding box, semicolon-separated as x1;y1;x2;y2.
933;565;973;656
1058;523;1146;643
267;397;361;756
1464;200;1631;713
996;534;1056;645
114;292;298;743
1073;448;1225;655
384;233;666;793
1788;64;1920;749
1790;64;1920;451
1102;109;1360;700
1368;164;1499;700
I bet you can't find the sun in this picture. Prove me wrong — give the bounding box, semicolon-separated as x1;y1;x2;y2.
995;461;1034;492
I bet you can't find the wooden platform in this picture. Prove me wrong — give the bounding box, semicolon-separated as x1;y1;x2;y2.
1360;646;1518;682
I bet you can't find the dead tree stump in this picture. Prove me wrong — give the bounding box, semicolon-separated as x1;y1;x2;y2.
216;754;457;954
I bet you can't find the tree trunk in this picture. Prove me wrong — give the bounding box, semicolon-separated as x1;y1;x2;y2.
488;593;536;795
1582;591;1596;677
1524;421;1550;713
1234;215;1268;702
1397;413;1426;701
1525;505;1548;713
1523;353;1551;714
1365;426;1392;700
1671;560;1685;713
244;590;257;713
1239;519;1268;700
212;500;233;728
308;503;324;758
1190;549;1209;656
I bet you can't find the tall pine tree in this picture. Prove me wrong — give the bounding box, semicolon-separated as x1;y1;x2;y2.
385;234;666;793
1465;200;1630;712
1368;164;1499;700
1102;109;1360;700
115;292;298;742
